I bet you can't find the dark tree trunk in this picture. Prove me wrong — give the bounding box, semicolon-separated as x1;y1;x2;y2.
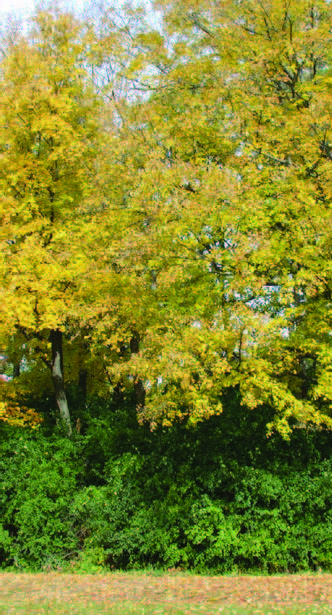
50;329;72;437
78;368;87;404
13;362;20;378
130;332;145;409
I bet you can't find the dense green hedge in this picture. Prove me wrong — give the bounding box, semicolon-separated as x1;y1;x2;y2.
0;393;331;573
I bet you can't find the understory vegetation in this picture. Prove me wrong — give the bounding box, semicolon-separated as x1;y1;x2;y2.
1;389;331;574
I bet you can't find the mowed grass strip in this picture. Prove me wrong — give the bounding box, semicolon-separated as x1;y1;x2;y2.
0;601;332;615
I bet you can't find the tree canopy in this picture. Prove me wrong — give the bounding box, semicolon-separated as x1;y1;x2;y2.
1;0;332;437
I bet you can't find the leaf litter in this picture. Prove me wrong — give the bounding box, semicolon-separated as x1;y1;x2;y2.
0;572;331;612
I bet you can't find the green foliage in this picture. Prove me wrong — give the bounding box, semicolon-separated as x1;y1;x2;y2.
0;427;85;570
1;391;332;574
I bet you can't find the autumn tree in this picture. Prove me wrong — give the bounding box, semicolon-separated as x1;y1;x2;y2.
90;0;332;436
2;0;332;438
0;8;103;435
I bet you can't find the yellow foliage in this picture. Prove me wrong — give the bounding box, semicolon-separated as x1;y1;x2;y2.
0;395;43;429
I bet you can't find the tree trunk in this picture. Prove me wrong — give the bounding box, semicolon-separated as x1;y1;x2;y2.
13;362;20;378
50;329;72;437
130;332;145;409
78;368;87;405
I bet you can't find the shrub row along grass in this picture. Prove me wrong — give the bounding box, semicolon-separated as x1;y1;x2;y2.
0;392;332;573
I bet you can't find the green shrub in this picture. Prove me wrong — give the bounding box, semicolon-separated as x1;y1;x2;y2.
0;428;85;570
1;395;332;573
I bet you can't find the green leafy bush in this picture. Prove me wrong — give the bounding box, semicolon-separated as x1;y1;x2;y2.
0;396;332;573
0;428;85;570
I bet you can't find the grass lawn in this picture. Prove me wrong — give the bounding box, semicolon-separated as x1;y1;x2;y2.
0;572;331;614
